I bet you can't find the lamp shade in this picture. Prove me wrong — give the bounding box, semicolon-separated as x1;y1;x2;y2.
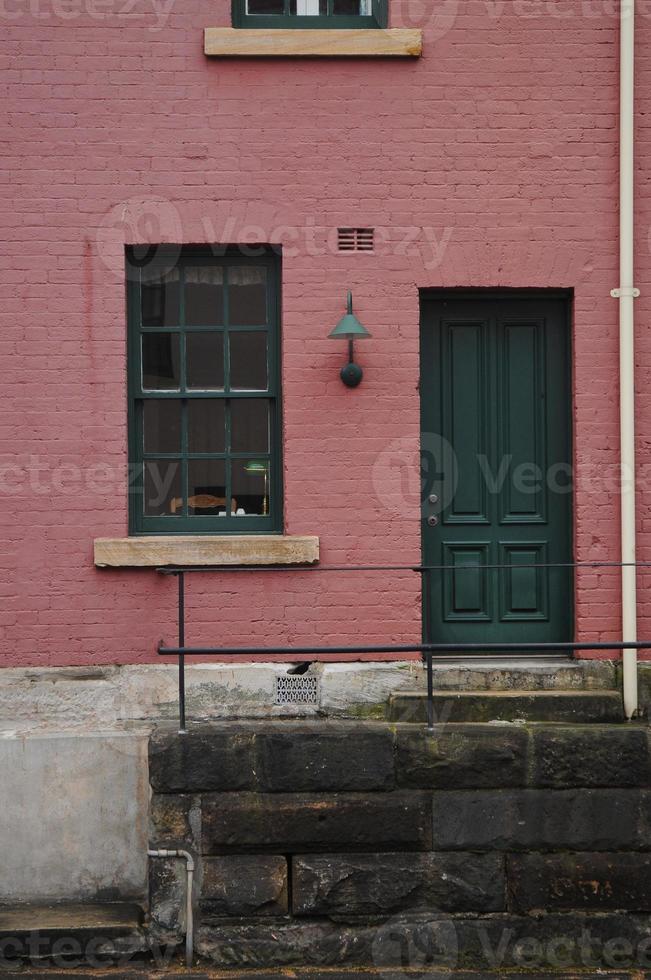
244;461;268;474
328;291;372;340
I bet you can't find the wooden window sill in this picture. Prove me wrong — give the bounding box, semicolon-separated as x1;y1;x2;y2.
203;28;422;58
94;535;319;568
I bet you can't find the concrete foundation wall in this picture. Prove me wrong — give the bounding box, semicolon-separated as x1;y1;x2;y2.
0;733;149;904
0;660;626;731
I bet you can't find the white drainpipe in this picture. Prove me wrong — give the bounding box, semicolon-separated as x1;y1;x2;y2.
148;849;195;967
611;0;639;719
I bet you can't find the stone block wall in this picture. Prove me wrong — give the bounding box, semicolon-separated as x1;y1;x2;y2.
148;721;651;973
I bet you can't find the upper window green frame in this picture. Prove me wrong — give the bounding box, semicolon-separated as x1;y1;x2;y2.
126;246;283;537
232;0;388;29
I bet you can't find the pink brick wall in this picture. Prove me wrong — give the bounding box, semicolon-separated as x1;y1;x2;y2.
1;0;650;666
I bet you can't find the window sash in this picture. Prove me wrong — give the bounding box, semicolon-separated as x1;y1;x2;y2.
233;0;387;28
127;247;282;535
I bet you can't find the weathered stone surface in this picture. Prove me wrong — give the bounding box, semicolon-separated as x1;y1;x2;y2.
255;723;395;792
0;733;148;905
453;912;651;970
427;659;617;692
196;912;651;970
149;726;257;792
508;852;651;913
195;920;373;968
148;856;186;938
292;852;505;915
201;855;288;917
432;790;651;851
0;903;145;962
149;793;200;850
531;725;651;787
0;662;426;728
201;792;433;853
204;27;423;58
638;663;651;720
93;534;319;568
2;972;647;980
0;973;645;980
389;691;624;724
396;725;528;789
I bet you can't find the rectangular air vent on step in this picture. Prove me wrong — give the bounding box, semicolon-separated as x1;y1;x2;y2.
337;227;375;253
275;674;319;705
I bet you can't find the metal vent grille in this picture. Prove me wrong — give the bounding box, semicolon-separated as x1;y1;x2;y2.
337;227;375;252
275;674;319;705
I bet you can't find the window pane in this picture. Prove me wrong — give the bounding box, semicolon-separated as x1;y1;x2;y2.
247;0;284;12
187;459;228;514
232;459;269;516
187;332;224;390
141;268;180;327
144;460;182;516
333;0;369;11
188;400;226;453
142;333;180;390
229;267;267;325
185;266;224;326
143;400;181;454
289;0;327;12
231;400;270;453
230;332;268;390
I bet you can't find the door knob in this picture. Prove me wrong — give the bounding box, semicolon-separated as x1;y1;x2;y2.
429;494;439;505
427;516;439;527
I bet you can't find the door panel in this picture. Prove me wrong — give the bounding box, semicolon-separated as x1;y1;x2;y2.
421;294;572;646
445;320;489;524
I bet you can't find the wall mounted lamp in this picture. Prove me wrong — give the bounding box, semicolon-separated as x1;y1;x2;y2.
328;290;372;388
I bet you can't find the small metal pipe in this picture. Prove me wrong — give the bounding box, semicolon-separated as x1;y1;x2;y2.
178;572;186;734
426;652;434;733
147;849;194;967
617;0;639;720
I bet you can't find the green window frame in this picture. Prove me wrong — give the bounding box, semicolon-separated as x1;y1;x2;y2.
232;0;388;29
127;246;283;536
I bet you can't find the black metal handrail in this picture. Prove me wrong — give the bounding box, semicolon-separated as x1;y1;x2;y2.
156;563;651;733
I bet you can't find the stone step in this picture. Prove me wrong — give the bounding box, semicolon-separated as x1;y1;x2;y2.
403;658;617;692
388;689;624;723
0;971;644;979
0;903;144;961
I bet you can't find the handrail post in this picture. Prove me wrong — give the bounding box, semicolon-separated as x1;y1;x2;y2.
424;567;434;733
426;650;434;733
178;571;187;734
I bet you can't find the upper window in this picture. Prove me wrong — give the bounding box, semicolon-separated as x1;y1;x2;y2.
127;247;282;536
233;0;388;29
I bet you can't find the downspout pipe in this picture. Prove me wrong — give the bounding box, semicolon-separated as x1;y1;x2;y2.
148;849;195;967
611;0;639;719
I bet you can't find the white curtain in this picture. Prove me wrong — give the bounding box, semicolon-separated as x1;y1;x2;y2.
184;266;223;285
228;266;267;286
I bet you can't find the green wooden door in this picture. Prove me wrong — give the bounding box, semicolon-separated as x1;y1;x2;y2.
420;293;573;647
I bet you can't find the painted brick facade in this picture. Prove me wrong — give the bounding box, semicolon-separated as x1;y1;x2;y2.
2;0;650;666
